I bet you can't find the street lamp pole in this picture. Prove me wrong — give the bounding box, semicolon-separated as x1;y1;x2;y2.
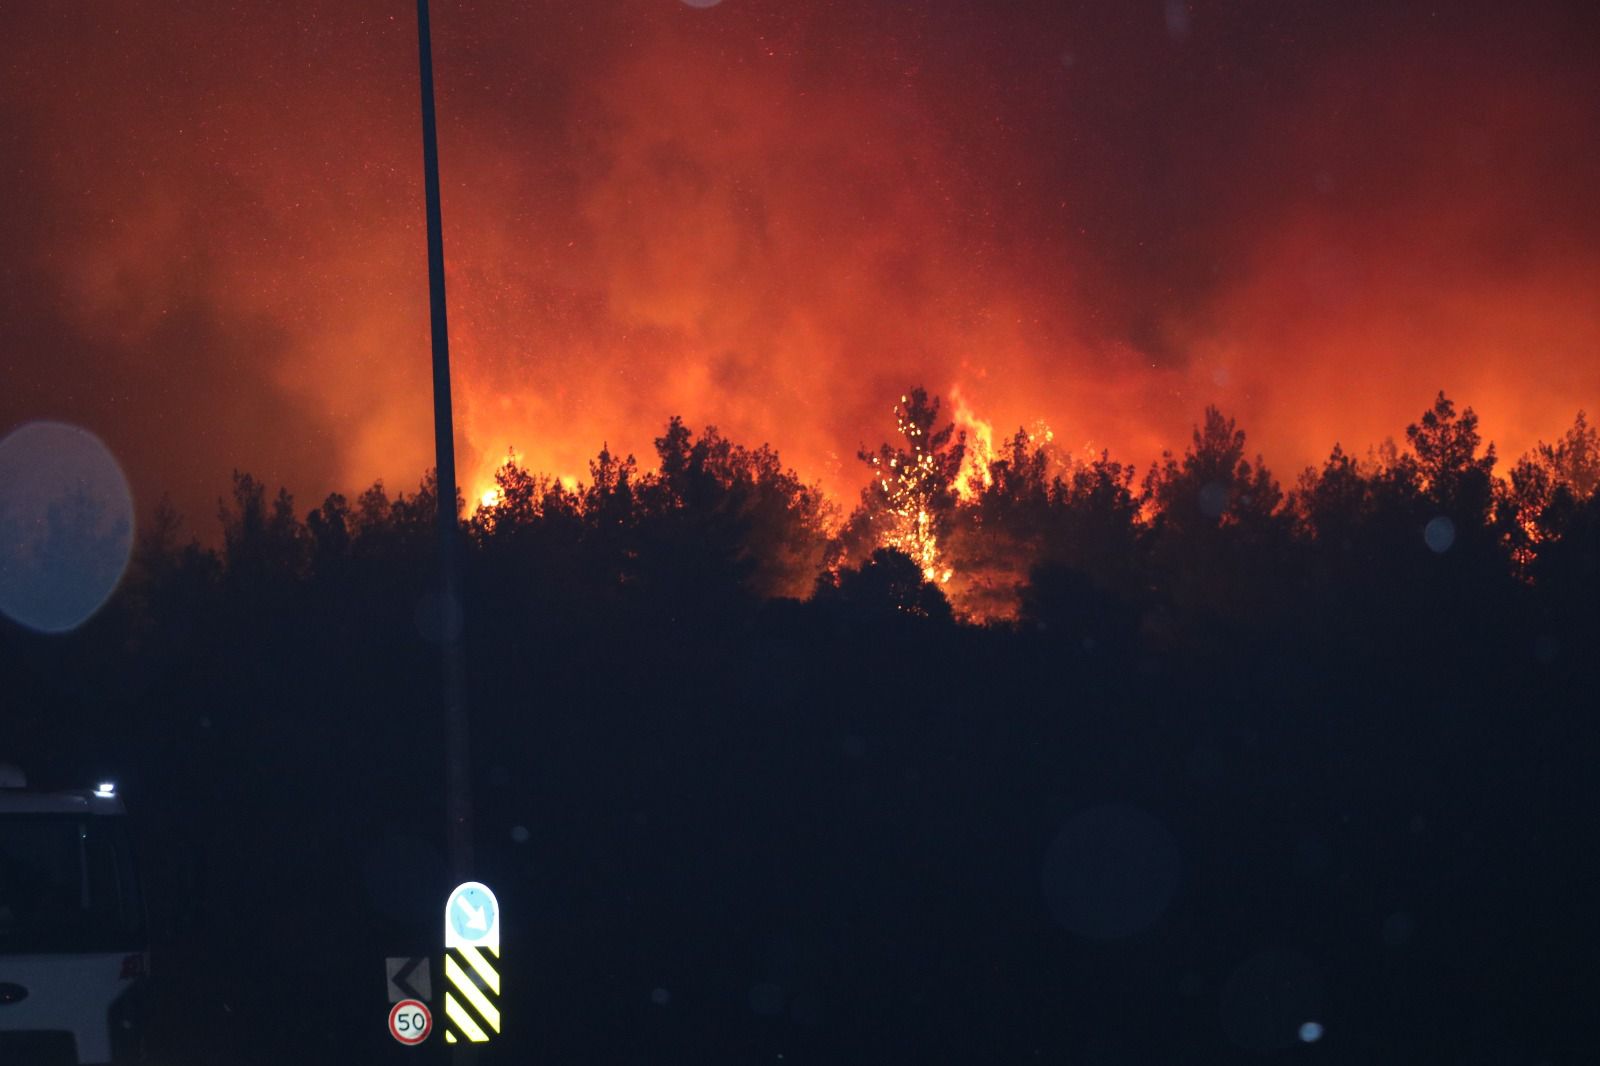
415;0;474;885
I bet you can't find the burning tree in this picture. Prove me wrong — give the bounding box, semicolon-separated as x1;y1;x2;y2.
840;387;966;583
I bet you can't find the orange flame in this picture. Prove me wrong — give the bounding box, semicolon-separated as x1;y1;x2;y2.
951;385;995;503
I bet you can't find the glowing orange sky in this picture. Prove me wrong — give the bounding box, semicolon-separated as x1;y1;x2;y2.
3;1;1597;530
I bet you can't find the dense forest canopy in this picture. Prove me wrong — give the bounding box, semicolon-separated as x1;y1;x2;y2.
125;388;1598;629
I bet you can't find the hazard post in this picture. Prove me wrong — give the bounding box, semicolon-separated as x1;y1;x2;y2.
442;881;502;1045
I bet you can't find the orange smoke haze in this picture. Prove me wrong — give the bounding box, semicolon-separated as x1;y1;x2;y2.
3;1;1596;533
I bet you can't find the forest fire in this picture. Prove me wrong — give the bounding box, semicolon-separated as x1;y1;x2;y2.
6;8;1600;1064
2;2;1596;553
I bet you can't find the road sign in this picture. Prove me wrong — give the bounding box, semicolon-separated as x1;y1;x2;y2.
389;999;432;1045
445;881;499;951
442;881;502;1044
386;956;432;1004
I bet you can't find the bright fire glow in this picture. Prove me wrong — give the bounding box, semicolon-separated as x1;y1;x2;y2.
4;6;1595;538
952;386;995;503
873;395;953;584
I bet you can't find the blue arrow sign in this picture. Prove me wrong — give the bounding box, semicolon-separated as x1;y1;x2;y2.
445;882;499;950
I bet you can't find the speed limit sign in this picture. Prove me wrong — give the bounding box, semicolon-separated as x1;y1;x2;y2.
389;998;433;1045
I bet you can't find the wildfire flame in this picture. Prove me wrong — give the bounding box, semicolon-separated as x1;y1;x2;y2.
870;394;954;584
952;385;994;504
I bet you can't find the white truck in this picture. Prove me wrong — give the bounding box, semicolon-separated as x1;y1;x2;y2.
0;767;149;1064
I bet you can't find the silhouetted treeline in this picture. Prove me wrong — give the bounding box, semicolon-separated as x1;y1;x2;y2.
125;388;1600;636
4;389;1597;1064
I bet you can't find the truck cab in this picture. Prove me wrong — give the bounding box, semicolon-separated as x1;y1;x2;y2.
0;768;149;1064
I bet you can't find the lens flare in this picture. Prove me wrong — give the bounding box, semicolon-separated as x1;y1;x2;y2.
0;421;135;634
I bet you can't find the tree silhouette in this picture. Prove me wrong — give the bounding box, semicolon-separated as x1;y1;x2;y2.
1145;407;1282;535
1048;449;1143;582
1501;410;1600;578
217;472;306;594
814;546;954;624
1142;407;1288;623
642;418;832;601
1402;390;1498;546
306;493;351;569
1291;444;1365;543
1534;410;1600;501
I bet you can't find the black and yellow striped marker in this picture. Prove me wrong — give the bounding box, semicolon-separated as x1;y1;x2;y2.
443;881;502;1044
442;944;501;1043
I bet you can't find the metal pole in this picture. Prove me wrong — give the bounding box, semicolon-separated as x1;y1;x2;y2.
416;0;473;886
